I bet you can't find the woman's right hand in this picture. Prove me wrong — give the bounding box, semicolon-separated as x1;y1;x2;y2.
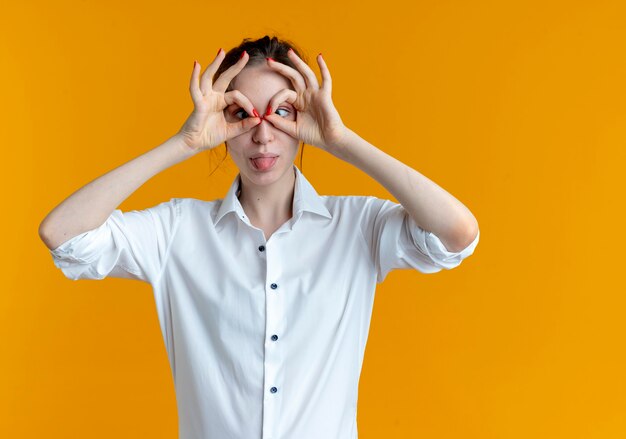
177;49;261;152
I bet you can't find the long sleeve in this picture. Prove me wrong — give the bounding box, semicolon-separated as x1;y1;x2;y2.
358;196;480;283
49;197;182;284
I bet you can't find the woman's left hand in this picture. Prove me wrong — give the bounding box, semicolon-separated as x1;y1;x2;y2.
262;50;349;154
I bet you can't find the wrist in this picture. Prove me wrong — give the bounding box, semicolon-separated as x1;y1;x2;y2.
171;132;202;159
328;126;356;161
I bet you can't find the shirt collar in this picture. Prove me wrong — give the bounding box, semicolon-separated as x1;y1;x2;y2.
213;164;332;226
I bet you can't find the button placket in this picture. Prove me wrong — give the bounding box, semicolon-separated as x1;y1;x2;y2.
262;236;285;439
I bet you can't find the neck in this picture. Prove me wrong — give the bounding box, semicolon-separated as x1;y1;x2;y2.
238;166;296;224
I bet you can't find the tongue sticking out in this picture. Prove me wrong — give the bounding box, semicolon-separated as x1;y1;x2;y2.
251;157;277;171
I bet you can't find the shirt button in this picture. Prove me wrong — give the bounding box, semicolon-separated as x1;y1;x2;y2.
258;245;265;252
271;334;278;341
270;387;278;393
270;283;278;290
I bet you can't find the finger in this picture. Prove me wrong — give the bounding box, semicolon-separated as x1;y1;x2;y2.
266;57;307;93
190;60;203;104
212;51;251;94
265;89;298;117
223;89;261;121
286;48;320;90
227;114;262;139
317;53;332;94
263;113;298;139
199;49;226;95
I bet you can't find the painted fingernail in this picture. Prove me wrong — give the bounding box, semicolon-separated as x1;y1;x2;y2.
253;108;260;118
266;57;275;62
216;48;221;57
265;104;272;116
194;60;197;68
240;50;247;59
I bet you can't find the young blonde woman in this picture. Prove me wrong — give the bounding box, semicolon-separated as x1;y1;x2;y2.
39;35;480;439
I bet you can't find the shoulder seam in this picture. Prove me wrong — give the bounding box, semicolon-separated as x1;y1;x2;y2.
355;196;378;282
153;198;184;286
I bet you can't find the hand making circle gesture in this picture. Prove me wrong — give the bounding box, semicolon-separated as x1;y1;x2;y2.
262;50;349;153
177;50;262;152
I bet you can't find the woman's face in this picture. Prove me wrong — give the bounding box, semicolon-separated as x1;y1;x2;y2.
224;64;299;190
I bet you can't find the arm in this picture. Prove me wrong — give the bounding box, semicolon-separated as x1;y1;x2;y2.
331;128;479;253
40;51;265;252
38;134;197;250
261;51;478;253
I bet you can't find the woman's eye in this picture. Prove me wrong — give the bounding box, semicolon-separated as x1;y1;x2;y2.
234;109;249;120
234;107;290;119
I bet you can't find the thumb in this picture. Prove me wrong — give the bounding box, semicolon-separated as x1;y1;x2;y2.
263;114;297;138
231;117;262;137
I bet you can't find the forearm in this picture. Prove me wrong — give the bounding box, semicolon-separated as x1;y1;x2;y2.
39;133;197;250
332;128;479;252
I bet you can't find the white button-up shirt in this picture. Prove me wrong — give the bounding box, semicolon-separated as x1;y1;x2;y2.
49;164;479;439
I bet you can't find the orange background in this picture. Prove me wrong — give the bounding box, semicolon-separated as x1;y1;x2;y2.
2;0;626;437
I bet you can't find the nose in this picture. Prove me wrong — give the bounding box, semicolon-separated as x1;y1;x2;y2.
252;117;274;144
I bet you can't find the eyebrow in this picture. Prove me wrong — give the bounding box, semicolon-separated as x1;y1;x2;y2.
226;101;294;110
